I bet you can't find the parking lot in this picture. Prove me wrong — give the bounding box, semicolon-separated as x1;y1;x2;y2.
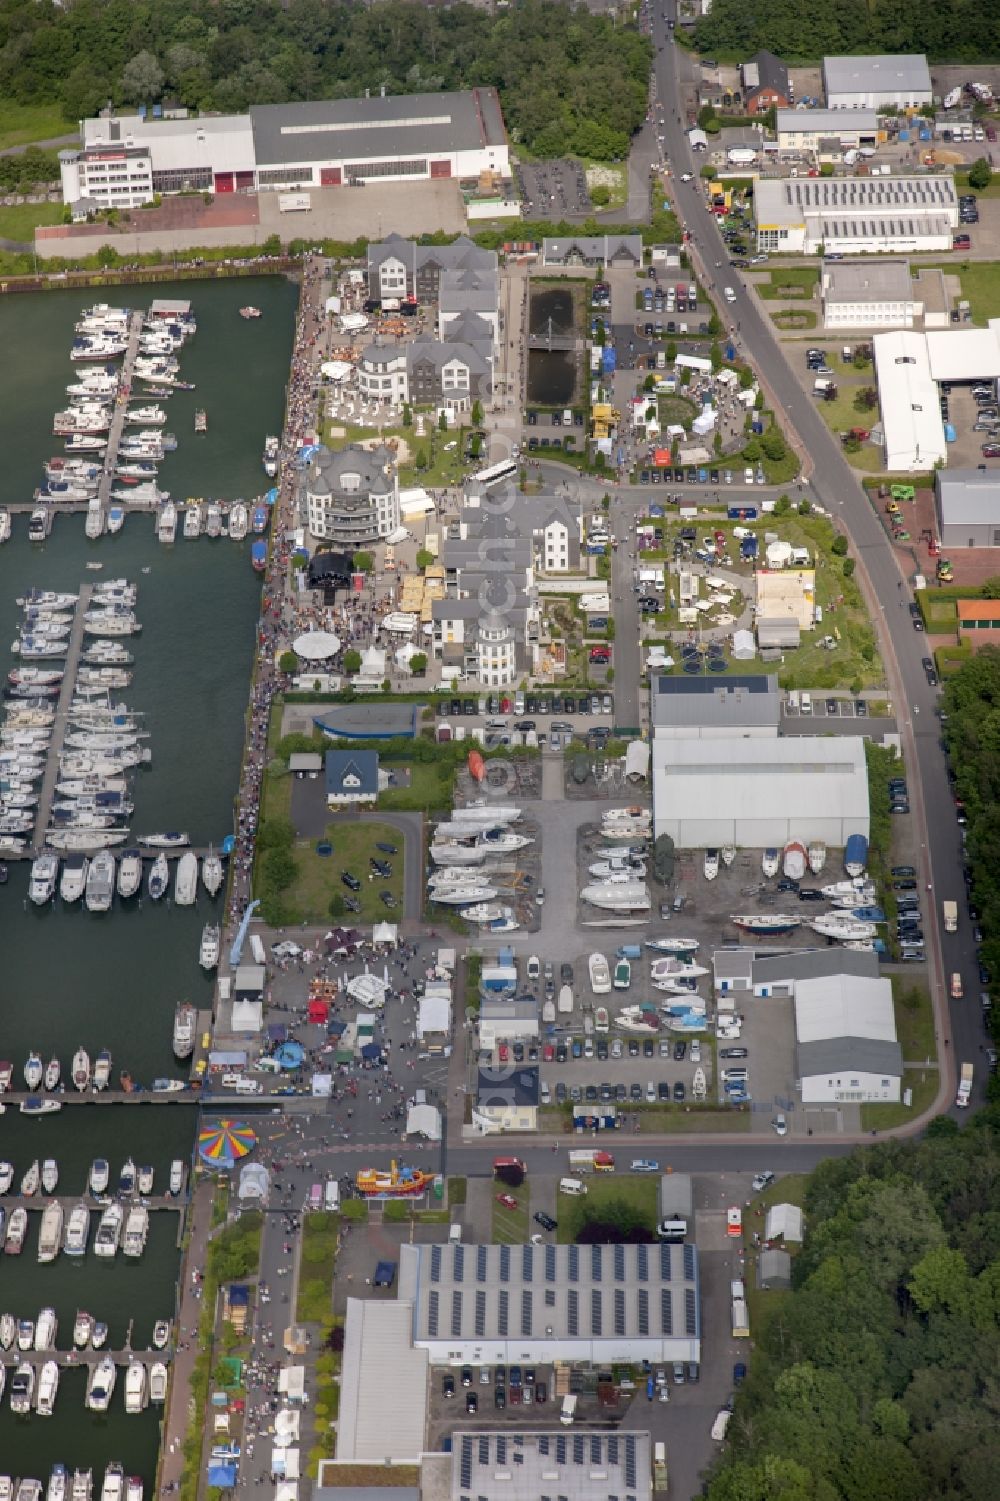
515;158;592;217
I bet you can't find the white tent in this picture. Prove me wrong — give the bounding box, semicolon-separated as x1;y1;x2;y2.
406;1101;443;1140
278;1366;307;1404
765;541;793;569
347;971;390;1009
356;645;386;683
625;741;650;782
239;1163;270;1201
272;1449;300;1480
418;992;452;1038
381;613;417;634
274;1411;301;1442
372;922;398;946
399;487;435;518
320;359;353;383
231;999;263;1033
766;1203;804;1243
692;408;717;436
275;1483;299;1501
395;641;419;673
293;630;341;661
732;629;756;660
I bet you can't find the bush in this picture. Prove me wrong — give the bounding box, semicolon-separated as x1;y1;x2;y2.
831;534;849;556
969;157;992;191
590;184;610;206
842;558;856;578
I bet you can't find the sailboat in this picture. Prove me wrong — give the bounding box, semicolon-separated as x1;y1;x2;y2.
72;1048;91;1090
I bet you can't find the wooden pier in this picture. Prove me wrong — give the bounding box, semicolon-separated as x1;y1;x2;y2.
0;1193;183;1214
92;309;146;533
0;1349;173;1372
31;583;94;846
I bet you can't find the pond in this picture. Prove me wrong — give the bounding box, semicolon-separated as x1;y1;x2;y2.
527;286;579;407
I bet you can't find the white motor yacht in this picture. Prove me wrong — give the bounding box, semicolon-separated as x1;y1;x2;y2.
182;503;202;539
174;851;198;904
85;1357;116;1411
36;1360;59;1416
149;1363;168;1403
64;1204;90;1256
123;1204;148;1258
156;502;177;543
47;1468;67;1501
85;850;115;912
137;1165;153;1195
199;923;220;970
703;848;720;881
73;1311;93;1348
37;1203;64;1263
168;1160;184;1195
229;502;248;540
124;1361;147;1413
148;851;168;899
71;1472;93;1501
89;1157;110;1194
0;1312;13;1348
16;1317;34;1350
60;855;89;902
9;1361;34;1413
201;848;223;895
41;1156;58;1191
588;953;612;994
0;1161;12;1195
20;1157;40;1195
94;1202;124;1258
173;1000;196;1059
34;1307;57;1350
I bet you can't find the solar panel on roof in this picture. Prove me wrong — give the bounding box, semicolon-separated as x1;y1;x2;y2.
660;1244;671;1280
636;1245;648;1282
453;1244;465;1282
451;1291;462;1337
540;1437;550;1456
428;1290;439;1337
545;1288;556;1307
545;1244;556;1282
638;1288;649;1336
608;1437;619;1467
497;1437;506;1466
592;1244;602;1280
523;1245;533;1281
568;1245;579;1282
683;1244;696;1280
430;1245;442;1283
685;1287;697;1336
556;1437;566;1465
567;1289;578;1336
498;1289;509;1336
660;1288;672;1334
591;1436;601;1464
614;1288;626;1337
591;1289;602;1335
475;1290;486;1337
461;1437;472;1490
477;1246;488;1283
521;1290;532;1336
573;1437;584;1465
479;1436;489;1466
614;1244;625;1281
624;1437;637;1490
499;1244;511;1282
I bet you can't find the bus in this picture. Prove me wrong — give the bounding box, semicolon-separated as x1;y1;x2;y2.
471;459;518;490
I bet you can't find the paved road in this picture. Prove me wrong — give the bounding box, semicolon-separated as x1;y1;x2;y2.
651;0;982;1109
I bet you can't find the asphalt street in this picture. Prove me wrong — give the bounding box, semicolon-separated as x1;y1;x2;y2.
648;0;981;1110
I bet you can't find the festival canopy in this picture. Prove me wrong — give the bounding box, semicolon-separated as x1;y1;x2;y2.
308;998;330;1024
275;1040;306;1070
293;630;342;661
198;1119;257;1169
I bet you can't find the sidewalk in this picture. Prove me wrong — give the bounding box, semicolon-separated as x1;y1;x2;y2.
159;1178;217;1492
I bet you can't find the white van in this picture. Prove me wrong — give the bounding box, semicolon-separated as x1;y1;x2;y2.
799;692;813;715
559;1176;588;1196
235;1076;262;1095
724;287;737;304
324;1180;341;1212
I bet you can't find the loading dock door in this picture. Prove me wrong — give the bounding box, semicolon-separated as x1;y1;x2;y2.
430;160;452;178
320;167;342;186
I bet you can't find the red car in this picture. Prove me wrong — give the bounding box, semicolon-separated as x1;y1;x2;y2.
982;444;1000;458
954;234;971;250
497;1042;509;1062
590;647;611;664
496;1193;518;1210
543;1043;555;1062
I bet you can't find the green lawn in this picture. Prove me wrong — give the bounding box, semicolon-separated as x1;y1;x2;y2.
0;201;64;242
0;101;71;151
277;820;405;925
556;1174;657;1242
927;259;1000;326
861;1067;939;1131
751;266;819;301
297;1212;339;1324
492;1184;530;1243
891;977;936;1061
772;309;818;330
380;757;451;814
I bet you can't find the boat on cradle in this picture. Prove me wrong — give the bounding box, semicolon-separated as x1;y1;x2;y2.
613;957;631;989
173;1002;196;1059
5;1206;27;1252
730;913;802;935
41;1155;58;1190
89;1158;109;1195
141;830;189;849
84;850;116;912
48;1468;67;1501
807;841;826;874
148;852;168;899
72;1473;93;1501
704;848;719;881
30;858;58;900
125;1361;147;1413
720;843;736;867
650;956;709;981
168;1160;184;1195
93;1048;111;1090
72;1047;91;1090
457;903;518;931
21;1156;40;1195
33;1311;56;1352
429;883;496;905
761;848;780;878
24;1052;43;1091
844;833;868;877
36;1360;59;1416
94;1201;123;1258
782;841;808;881
645;936;700;953
38;1203;64;1262
106;506;125;535
46;831;129;852
149;1363;168;1403
152;1320;170;1349
228;502;248;540
20;1095;62;1115
64;1203;90;1256
174;851;198;904
201;847;223;895
73;1311;93;1348
137;1164;153;1195
17;1317;34;1350
262;434;280;475
123;1204;148;1258
182;503;202;539
199;923;220;970
156;503;177;543
589;952;611;994
580;880;651;912
9;1360;34;1412
810;914;877;942
117;849;142;898
85;1357;116;1411
60;856;87;904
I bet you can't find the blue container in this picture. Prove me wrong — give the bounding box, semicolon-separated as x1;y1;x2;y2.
919;127;931;140
752;419;764;435
945;422;957;442
726;343;736;360
899;129;910;142
603;346;617;373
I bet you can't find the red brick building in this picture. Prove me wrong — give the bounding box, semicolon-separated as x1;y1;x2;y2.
741;51;792;114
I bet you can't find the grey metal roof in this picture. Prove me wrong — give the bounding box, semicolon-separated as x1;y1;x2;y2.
402;1240;700;1345
758;1248;792;1286
937;469;1000;527
251;89;506;166
756;619;801;648
822;53;931;98
480;996;539;1022
823;258;913;303
752;948;880;984
314;702;419;739
797;1035;903;1078
543;234;643;264
337;1299;428;1462
408;338;492;377
776;108;878;134
651;674;780;729
712;948;755;980
453;1431;652;1501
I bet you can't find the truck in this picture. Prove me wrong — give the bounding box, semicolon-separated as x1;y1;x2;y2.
653;1442;669;1491
492;1157;527;1181
560;1394;578;1426
942;900;958;933
731;1277;750;1336
956;1062;974;1108
568;1149;615;1174
658;1172;693;1240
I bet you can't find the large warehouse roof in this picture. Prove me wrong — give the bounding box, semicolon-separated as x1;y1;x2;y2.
926;326;1000;383
822;53;931;97
653;736;869;825
795;973;897;1043
937;469;1000;527
399;1240;699;1348
756;174;955;229
251;90;506;165
338;1299;428;1462
651;674;780;731
872;330;947;470
776;108;878;135
453;1432;652;1501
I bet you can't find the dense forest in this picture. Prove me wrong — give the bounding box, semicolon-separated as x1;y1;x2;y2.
0;0;651;161
708;1110;1000;1501
694;0;1000;63
942;646;1000;1040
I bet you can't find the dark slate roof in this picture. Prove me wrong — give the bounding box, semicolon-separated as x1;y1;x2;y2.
325;749;379;797
251;90;506;166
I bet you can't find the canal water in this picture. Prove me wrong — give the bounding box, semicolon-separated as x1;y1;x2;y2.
526;286;577;407
0;276;299;1484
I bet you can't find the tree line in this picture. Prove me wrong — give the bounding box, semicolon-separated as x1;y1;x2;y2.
694;0;1000;62
708;1108;1000;1501
0;0;650;162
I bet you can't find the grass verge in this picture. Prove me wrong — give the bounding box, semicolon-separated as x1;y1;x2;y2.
0;102;70;150
891;977;936;1061
861;1066;939;1130
0;201;64;242
751;266;819;300
492;1185;531;1243
297;1211;340;1323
